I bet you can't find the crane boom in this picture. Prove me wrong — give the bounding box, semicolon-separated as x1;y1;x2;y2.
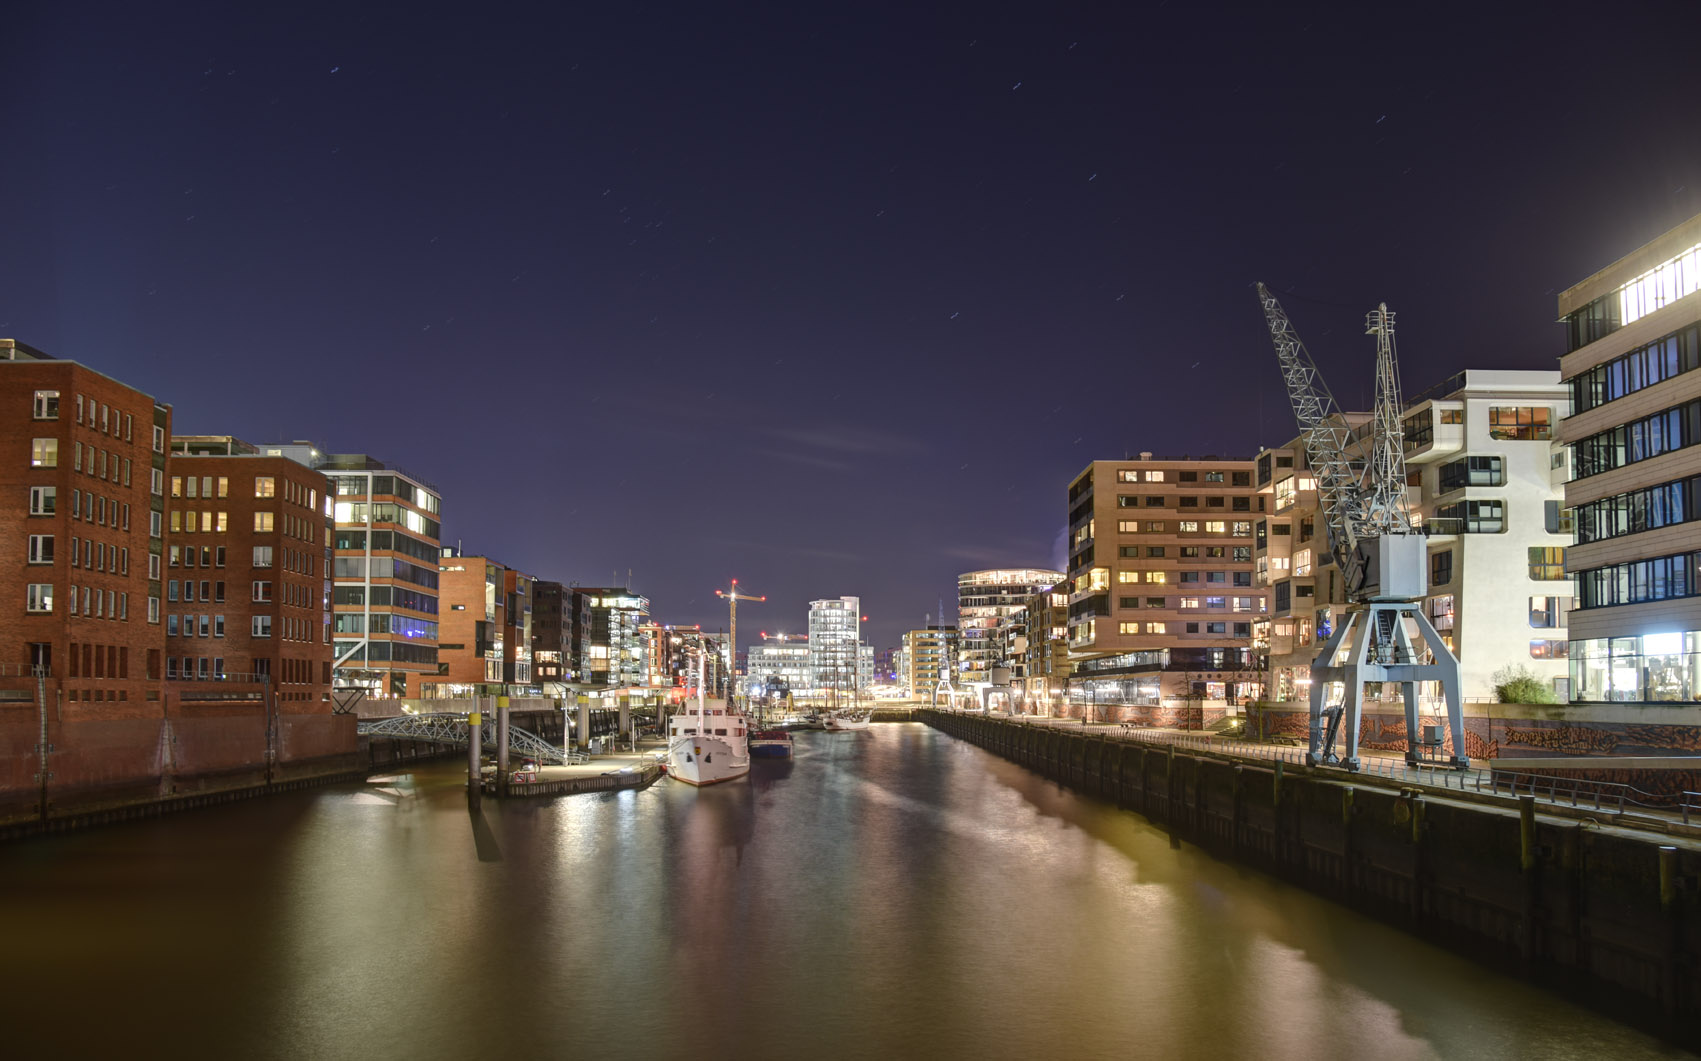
1255;283;1366;573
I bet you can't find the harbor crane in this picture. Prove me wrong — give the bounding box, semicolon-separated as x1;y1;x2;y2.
1255;283;1467;771
715;580;765;705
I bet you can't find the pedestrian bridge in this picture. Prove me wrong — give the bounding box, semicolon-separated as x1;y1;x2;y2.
357;713;589;765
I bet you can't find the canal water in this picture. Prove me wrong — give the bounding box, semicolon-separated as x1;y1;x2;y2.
0;724;1689;1060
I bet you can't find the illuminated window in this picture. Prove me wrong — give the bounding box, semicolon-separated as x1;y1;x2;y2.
255;477;276;498
30;438;58;467
1119;622;1140;635
1528;547;1567;581
1147;622;1166;634
1488;407;1552;441
255;512;275;533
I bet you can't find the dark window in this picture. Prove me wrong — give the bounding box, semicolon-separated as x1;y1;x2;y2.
1430;550;1453;587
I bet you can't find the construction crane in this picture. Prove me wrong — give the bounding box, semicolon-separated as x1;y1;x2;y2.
714;580;765;705
1255;283;1467;771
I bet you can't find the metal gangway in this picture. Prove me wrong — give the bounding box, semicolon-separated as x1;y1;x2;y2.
357;713;589;765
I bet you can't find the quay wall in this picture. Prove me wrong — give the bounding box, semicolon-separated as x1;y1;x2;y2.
0;703;571;841
1247;700;1701;761
923;710;1701;1048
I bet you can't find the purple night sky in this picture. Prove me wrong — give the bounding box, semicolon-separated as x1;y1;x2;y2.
5;2;1701;651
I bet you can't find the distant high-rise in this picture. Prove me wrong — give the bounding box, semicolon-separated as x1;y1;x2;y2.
807;596;863;696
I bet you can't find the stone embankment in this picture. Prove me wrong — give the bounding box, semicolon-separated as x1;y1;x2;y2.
924;709;1700;1048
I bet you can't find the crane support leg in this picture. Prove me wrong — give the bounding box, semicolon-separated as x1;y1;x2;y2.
1307;613;1356;767
1409;608;1468;768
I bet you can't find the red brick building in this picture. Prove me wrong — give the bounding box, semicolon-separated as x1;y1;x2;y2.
166;436;334;708
1;343;354;824
414;549;533;697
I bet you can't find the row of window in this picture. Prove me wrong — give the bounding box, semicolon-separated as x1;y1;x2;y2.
1575;550;1701;610
1568;322;1701;417
1116;469;1252;485
64;641;129;679
168;613;324;641
23;583;133;620
169;544;226;568
1437;455;1504;492
1569;629;1701;702
1574;474;1701;545
32;390;137;445
1115;595;1263;612
1118;621;1253;636
1117;544;1254;561
1118;494;1256;511
1115;520;1254;536
1566;241;1701;352
1572;398;1701;479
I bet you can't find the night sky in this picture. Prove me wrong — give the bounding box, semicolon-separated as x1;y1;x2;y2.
6;2;1701;652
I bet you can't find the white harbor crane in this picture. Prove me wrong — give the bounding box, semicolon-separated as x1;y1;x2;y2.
1255;283;1467;771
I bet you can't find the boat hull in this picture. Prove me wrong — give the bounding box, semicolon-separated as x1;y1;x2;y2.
749;732;794;758
668;735;750;785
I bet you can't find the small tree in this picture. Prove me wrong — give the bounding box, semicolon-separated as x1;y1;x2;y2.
1493;663;1559;705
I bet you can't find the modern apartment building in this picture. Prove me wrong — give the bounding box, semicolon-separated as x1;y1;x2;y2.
532;579;578;688
1256;370;1574;703
166;436;334;706
1064;457;1266;715
419;548;512;697
1558;212;1701;702
957;569;1063;684
260;444;443;702
902;625;958;698
573;587;649;688
1019;588;1071;713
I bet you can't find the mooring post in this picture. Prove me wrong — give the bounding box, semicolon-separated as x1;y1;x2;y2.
467;707;483;810
496;695;511;797
1519;795;1536;872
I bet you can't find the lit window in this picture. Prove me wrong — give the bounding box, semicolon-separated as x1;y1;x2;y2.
30;439;58;467
255;512;275;532
255;477;276;498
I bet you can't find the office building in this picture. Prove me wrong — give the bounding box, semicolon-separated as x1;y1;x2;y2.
259;444;442;702
746;633;811;698
1559;213;1701;701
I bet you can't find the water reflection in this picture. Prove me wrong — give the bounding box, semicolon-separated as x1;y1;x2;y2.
0;724;1687;1061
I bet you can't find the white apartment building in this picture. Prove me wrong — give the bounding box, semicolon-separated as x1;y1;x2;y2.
1257;369;1574;702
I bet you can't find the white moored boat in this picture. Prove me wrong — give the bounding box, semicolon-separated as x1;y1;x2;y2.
668;654;750;786
823;713;871;732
